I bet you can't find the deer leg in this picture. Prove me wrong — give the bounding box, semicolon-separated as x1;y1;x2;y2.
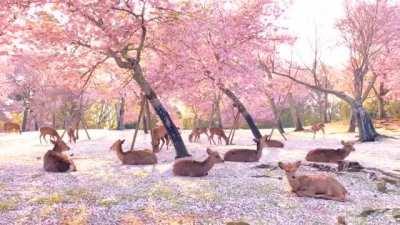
39;133;42;144
160;137;165;150
165;135;170;150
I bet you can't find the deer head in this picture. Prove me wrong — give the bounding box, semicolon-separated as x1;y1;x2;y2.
110;139;125;151
278;161;302;189
340;140;356;152
51;139;71;152
207;148;224;163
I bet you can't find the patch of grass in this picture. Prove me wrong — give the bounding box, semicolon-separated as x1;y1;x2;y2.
149;183;175;200
98;198;120;207
64;188;97;203
0;199;17;212
32;193;64;205
59;205;88;225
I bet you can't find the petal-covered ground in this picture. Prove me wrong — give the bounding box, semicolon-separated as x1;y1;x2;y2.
0;127;399;225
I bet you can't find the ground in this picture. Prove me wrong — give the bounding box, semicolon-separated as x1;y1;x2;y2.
0;124;400;225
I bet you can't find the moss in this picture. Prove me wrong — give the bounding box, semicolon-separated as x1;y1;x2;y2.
98;198;119;207
64;188;97;203
32;193;63;205
0;199;17;212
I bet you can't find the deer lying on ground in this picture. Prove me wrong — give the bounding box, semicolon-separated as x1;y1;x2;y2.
173;148;224;177
151;125;170;153
189;128;209;142
311;122;325;139
39;127;61;143
209;127;229;145
306;140;356;163
264;135;284;148
3;122;21;133
43;139;77;172
110;139;157;165
278;161;347;201
223;135;270;162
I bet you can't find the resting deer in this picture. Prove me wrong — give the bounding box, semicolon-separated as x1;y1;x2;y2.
306;140;356;163
223;135;269;162
39;127;61;143
278;161;347;201
264;135;284;148
3;122;21;133
43;139;77;172
151;125;170;153
311;123;325;139
209;127;229;145
189;128;209;142
173;148;224;177
110;139;157;165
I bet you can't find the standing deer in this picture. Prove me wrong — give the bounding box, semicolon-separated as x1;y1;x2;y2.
305;140;356;163
3;122;21;133
278;161;347;201
189;128;209;142
311;123;325;139
67;127;78;144
151;125;170;153
173;148;224;177
110;139;157;165
209;127;229;145
43;139;77;172
223;135;270;162
39;127;61;143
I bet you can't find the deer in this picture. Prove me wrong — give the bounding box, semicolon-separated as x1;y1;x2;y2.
209;127;229;145
3;122;21;133
151;125;170;153
264;135;284;148
278;161;347;201
43;139;77;172
189;128;209;142
223;135;270;162
110;139;157;165
173;148;224;177
67;127;78;144
306;140;356;163
311;122;325;139
39;127;61;144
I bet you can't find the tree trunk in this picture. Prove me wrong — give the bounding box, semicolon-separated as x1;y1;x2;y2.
132;64;190;158
348;111;356;132
266;94;285;134
376;82;386;120
218;86;262;139
288;93;304;131
116;96;125;130
215;97;223;129
323;92;329;123
21;107;29;131
352;101;377;142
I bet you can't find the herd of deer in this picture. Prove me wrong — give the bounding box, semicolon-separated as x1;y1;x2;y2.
2;121;355;202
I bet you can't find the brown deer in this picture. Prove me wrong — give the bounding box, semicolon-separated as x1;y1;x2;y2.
3;122;21;133
209;127;229;145
39;127;61;144
189;128;209;142
173;148;224;177
278;161;347;201
223;135;269;162
264;135;284;148
110;139;157;165
311;122;325;139
151;125;170;153
43;139;77;172
67;127;78;144
306;140;356;163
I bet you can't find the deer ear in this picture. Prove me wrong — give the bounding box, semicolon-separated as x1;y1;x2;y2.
120;139;125;144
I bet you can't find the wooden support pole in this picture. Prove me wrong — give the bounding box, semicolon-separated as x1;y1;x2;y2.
130;95;146;150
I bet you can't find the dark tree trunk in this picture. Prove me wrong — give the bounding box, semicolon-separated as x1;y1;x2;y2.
348;111;356;132
218;86;262;139
21;107;29;131
143;114;149;134
117;96;125;130
132;64;190;158
352;101;377;142
266;94;285;134
288;93;304;131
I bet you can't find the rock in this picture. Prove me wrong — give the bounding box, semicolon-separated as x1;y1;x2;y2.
337;161;363;172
